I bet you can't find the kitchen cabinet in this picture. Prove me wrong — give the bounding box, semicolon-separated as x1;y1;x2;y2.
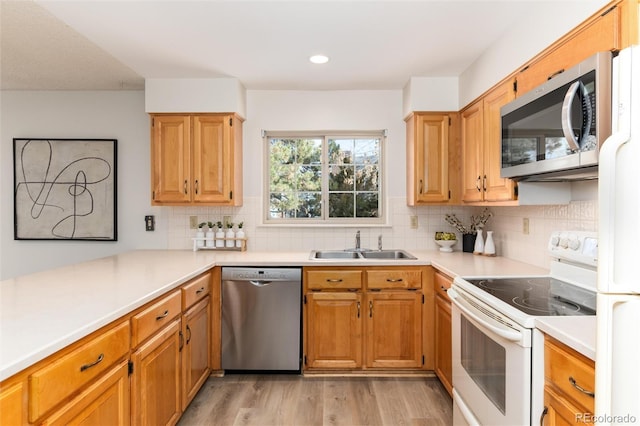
365;292;422;368
0;381;24;425
305;292;363;369
541;335;595;425
150;113;243;206
131;317;182;426
405;112;460;205
461;79;516;203
303;266;429;372
181;297;211;409
516;2;622;97
41;360;130;426
28;320;130;424
434;270;453;397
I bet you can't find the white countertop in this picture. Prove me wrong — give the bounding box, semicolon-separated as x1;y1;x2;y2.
0;250;217;381
535;316;596;360
3;248;590;383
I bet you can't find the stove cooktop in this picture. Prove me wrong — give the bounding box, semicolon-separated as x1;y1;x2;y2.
463;277;596;317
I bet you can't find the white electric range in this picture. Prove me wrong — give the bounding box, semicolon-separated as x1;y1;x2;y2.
449;231;597;426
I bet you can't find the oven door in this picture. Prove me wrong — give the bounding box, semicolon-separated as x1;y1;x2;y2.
449;287;532;426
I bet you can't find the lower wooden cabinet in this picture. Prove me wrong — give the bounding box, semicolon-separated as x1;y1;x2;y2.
434;271;453;396
0;382;24;426
305;292;363;369
131;317;183;426
365;291;422;368
42;360;130;426
541;336;595;425
303;266;429;372
182;297;211;409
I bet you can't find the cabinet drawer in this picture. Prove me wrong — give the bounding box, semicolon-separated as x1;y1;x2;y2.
366;270;421;289
131;289;181;347
28;320;130;422
182;272;211;310
434;271;452;300
307;270;362;290
545;337;595;412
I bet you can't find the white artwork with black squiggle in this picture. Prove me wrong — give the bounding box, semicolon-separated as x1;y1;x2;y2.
13;138;117;241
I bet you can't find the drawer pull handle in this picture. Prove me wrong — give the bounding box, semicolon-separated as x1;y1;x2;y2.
196;287;206;294
440;286;447;291
326;278;343;283
186;325;192;344
369;300;373;318
386;278;403;283
539;406;548;426
156;310;169;320
80;353;104;372
568;376;595;398
357;301;361;318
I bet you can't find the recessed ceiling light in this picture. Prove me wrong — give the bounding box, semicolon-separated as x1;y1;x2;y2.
309;55;329;64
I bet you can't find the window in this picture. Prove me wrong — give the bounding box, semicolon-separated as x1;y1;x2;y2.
266;131;384;223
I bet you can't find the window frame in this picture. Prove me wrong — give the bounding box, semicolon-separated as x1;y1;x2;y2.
263;130;386;225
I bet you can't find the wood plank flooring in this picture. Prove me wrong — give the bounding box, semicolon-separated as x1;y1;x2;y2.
178;375;453;426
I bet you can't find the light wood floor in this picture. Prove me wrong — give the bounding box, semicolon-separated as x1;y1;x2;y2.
178;374;453;426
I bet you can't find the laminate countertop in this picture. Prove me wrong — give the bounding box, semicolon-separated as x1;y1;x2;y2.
1;248;594;381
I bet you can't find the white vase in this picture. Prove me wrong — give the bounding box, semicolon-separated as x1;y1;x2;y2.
473;229;484;254
484;231;496;256
205;229;215;248
235;229;245;248
196;229;205;248
225;228;235;248
215;228;225;247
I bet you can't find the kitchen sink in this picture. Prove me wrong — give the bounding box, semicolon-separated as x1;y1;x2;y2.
309;249;417;260
310;250;362;259
360;250;417;260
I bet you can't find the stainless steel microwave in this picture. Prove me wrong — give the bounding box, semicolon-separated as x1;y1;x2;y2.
500;51;612;181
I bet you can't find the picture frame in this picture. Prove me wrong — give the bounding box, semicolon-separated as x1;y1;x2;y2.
13;138;117;241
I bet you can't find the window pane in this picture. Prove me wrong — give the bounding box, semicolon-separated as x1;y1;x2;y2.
354;138;380;165
328;139;354;164
355;193;378;217
269;192;295;218
329;165;354;191
296;192;321;218
355;165;378;191
329;193;355;218
298;165;321;191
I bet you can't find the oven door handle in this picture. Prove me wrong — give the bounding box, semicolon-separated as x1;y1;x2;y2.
448;288;523;342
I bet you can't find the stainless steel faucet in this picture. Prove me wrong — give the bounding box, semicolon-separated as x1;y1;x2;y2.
355;230;361;251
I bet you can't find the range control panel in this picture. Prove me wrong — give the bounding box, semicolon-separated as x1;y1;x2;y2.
548;231;598;267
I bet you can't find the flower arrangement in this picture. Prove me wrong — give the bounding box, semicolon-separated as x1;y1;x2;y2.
445;208;493;234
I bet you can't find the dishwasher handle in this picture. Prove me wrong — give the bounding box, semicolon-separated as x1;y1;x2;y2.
249;280;272;287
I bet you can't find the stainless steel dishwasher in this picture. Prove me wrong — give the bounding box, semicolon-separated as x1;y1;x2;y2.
221;267;302;372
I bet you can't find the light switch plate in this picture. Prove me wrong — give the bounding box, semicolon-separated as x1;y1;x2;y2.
410;215;418;229
189;216;198;229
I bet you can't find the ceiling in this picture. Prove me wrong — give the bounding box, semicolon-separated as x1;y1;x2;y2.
0;0;599;91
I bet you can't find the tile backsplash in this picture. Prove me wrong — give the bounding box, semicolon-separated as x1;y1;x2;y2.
164;196;597;269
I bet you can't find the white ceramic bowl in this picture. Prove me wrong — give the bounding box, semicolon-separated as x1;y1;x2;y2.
435;239;456;253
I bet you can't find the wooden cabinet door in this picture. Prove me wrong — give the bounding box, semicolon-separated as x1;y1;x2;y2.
192;115;233;204
305;292;362;369
131;318;182;426
182;298;211;410
365;292;422;368
461;100;484;202
151;115;192;204
0;382;24;426
482;81;516;202
542;387;586;426
407;113;450;204
434;294;452;396
42;361;130;426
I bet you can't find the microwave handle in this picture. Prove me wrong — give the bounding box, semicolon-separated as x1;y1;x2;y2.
561;81;581;151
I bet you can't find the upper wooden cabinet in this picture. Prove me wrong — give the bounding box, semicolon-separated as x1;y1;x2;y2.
406;112;460;205
150;113;243;206
461;80;516;203
516;0;638;97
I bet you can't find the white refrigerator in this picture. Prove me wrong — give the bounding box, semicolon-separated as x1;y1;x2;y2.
596;44;640;424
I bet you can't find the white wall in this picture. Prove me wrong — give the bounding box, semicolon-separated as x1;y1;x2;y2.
0;91;166;279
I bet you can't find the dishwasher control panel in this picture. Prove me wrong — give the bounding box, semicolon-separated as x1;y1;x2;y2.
221;267;301;282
